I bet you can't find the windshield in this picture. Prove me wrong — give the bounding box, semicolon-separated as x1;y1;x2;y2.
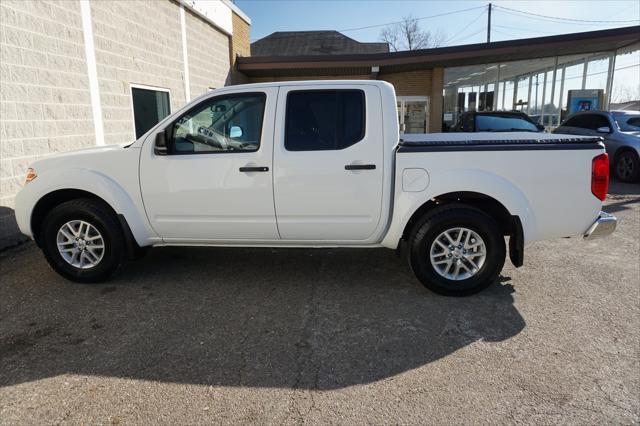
613;114;640;132
475;114;539;132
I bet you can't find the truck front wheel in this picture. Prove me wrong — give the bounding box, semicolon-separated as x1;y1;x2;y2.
408;205;506;296
41;198;124;283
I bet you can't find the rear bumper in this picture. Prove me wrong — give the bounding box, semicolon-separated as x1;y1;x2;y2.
583;211;617;240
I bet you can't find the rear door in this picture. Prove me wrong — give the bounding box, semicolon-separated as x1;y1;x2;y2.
273;84;384;241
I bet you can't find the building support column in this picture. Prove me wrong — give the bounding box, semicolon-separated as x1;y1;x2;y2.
430;67;444;132
80;0;104;146
558;66;566;120
549;57;558;126
180;4;191;102
526;75;533;114
604;50;617;110
540;69;548;125
493;64;500;111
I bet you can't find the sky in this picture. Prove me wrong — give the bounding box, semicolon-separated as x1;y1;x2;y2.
235;0;640;46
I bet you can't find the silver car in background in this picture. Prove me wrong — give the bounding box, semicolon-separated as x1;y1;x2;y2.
554;110;640;182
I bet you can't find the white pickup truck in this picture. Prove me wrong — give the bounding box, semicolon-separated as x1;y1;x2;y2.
15;81;616;296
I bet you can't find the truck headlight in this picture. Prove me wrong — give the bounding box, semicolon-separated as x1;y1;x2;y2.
25;168;37;184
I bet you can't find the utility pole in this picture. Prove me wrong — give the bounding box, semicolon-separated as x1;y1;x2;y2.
487;3;492;43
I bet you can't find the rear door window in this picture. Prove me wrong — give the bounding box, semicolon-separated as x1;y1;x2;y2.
285;90;365;151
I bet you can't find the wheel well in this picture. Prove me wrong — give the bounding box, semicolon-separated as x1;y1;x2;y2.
401;191;524;267
30;189;139;256
402;191;514;240
614;146;638;160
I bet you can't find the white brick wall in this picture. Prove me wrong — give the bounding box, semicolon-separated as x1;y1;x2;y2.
185;8;231;96
91;0;187;145
0;0;94;244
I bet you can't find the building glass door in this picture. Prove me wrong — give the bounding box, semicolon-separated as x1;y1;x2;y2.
397;96;429;134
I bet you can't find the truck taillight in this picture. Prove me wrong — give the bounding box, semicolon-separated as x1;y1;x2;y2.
591;153;609;202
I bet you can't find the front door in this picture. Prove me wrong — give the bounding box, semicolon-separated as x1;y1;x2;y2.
398;96;429;134
139;88;279;242
273;85;384;242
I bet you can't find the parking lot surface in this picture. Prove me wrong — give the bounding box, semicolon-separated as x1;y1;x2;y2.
1;182;638;424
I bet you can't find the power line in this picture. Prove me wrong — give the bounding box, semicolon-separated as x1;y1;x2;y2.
442;9;486;45
337;5;485;32
447;28;486;45
493;5;640;24
495;8;623;27
491;28;519;39
493;24;560;36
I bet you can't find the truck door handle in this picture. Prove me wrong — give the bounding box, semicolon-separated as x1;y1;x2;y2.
345;164;376;170
239;166;269;172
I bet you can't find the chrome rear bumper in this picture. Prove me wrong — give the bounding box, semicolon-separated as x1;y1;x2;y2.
584;212;617;240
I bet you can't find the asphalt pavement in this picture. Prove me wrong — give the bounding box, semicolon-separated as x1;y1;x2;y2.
1;181;638;424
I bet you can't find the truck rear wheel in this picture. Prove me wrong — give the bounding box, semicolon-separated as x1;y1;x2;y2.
41;198;124;283
408;205;506;296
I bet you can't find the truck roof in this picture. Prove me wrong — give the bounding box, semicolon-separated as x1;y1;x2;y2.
218;80;393;90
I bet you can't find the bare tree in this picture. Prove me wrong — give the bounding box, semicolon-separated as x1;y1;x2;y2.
611;83;640;103
380;15;446;52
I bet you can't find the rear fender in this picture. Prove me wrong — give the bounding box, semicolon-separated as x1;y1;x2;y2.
381;169;537;249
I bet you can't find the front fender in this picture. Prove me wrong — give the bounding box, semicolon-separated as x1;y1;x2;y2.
15;168;157;246
381;168;537;249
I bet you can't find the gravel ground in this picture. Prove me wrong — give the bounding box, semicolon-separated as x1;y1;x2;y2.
1;182;638;425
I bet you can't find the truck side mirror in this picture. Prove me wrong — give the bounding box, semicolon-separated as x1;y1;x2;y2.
154;130;168;155
229;126;243;139
596;126;611;134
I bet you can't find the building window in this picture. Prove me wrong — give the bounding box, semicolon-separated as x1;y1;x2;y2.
285;90;365;151
131;85;171;139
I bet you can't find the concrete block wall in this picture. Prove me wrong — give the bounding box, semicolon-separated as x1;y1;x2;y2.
0;0;95;248
91;0;187;145
185;8;230;95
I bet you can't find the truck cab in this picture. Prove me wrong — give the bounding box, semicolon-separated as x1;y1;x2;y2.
140;82;394;244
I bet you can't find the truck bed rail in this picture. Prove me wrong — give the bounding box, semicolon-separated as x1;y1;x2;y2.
398;135;604;152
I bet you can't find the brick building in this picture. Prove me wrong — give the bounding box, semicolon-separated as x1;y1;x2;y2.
0;0;250;247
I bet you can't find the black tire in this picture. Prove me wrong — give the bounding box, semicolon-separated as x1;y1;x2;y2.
41;198;124;283
614;150;640;183
408;204;506;297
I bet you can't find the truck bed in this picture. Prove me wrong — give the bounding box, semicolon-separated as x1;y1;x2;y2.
386;132;605;247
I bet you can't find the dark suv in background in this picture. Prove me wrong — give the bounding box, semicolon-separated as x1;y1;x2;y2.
554;111;640;182
450;111;545;133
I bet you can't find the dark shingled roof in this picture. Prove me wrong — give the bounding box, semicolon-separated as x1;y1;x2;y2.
251;31;390;56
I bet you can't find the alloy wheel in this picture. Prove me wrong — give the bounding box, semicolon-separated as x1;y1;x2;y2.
56;220;105;269
429;227;487;281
